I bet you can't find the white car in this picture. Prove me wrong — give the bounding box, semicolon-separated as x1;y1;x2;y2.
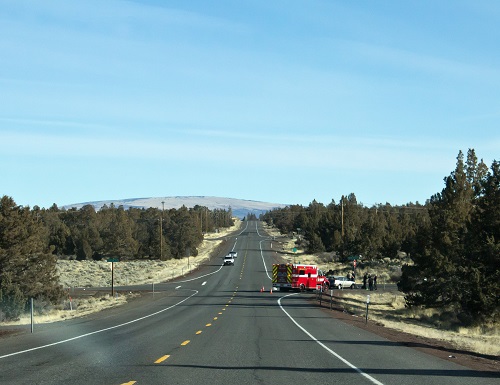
229;251;237;258
223;255;234;266
327;275;356;289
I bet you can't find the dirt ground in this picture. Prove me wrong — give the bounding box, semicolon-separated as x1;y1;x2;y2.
314;295;499;373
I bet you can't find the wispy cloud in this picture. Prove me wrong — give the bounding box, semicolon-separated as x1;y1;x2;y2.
336;38;500;83
0;127;463;175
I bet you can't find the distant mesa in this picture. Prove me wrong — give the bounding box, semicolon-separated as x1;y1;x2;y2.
63;196;288;219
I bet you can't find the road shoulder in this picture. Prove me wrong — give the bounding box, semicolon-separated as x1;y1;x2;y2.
314;296;499;373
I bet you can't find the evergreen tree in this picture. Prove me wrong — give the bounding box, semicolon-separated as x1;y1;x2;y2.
167;206;202;259
360;206;385;258
303;200;326;253
40;204;72;255
464;160;500;323
99;205;138;260
399;150;498;325
60;205;103;260
0;196;63;320
342;194;364;258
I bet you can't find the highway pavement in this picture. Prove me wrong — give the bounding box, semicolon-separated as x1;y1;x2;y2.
0;221;497;384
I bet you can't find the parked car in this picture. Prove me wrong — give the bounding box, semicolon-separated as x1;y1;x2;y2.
327;275;356;289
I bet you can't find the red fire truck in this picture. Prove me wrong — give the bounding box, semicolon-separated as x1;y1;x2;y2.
272;263;327;291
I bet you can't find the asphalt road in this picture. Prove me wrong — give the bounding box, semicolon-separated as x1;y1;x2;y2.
0;221;497;385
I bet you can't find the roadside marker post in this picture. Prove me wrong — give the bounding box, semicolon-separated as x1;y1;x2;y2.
365;295;370;324
30;298;34;333
107;258;119;297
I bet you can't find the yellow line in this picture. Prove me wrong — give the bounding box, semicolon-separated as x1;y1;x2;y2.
218;312;222;315
181;340;190;346
121;382;136;385
196;330;202;335
207;322;213;325
154;355;170;364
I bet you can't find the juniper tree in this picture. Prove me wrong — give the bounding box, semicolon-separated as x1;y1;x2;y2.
0;196;63;320
399;150;498;325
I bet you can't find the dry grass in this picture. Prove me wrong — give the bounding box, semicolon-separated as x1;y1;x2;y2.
1;294;131;326
6;222;497;358
267;226;499;357
2;220;241;326
338;291;500;356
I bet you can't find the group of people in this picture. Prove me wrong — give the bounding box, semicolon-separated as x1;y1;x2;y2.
362;273;377;291
329;271;377;291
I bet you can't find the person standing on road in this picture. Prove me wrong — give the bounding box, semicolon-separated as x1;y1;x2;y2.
373;275;378;290
362;273;368;290
368;274;373;291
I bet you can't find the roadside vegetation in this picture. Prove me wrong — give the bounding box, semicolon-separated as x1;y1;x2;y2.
267;225;499;357
338;291;499;357
1;148;498;357
1;225;235;326
263;149;499;329
0;198;234;322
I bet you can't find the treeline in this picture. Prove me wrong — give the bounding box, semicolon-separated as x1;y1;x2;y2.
263;149;499;326
0;199;233;320
262;197;428;259
261;194;429;261
39;203;233;261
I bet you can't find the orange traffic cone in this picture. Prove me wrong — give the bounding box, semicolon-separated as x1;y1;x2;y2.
260;286;264;293
270;287;273;294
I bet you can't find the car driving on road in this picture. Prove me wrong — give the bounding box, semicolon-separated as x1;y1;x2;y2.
223;254;234;266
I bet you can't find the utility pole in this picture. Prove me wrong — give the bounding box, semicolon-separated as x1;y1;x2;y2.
341;195;345;259
111;261;114;297
341;195;345;239
160;201;165;260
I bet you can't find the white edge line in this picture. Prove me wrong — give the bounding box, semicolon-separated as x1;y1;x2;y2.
169;264;223;284
260;221;382;385
161;221;248;285
1;222;251;359
260;239;271;281
256;221;273;282
0;290;199;360
278;293;385;385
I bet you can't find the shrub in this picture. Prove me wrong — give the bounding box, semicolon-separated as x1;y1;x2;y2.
0;282;26;321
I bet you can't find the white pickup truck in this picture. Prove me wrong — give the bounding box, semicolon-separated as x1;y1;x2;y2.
223;254;234;266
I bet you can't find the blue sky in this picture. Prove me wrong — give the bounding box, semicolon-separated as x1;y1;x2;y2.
1;0;499;209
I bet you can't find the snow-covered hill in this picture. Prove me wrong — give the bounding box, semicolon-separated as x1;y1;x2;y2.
64;196;288;219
